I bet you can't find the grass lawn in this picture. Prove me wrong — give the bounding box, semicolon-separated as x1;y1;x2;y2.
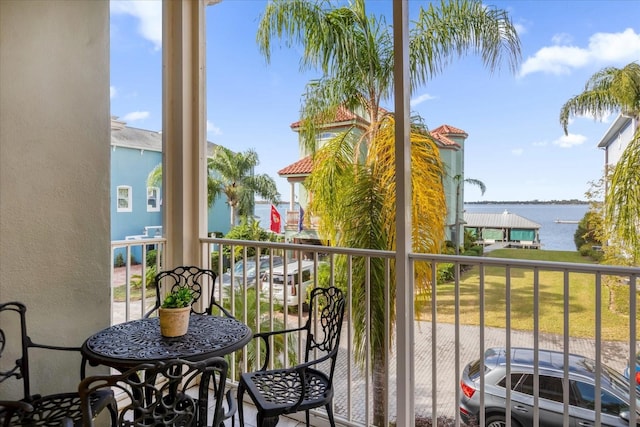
418;249;638;342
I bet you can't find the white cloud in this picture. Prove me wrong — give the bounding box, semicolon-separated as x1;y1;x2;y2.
520;28;640;77
122;111;150;122
520;45;590;76
111;0;162;50
511;148;524;156
532;140;547;147
551;33;572;45
410;93;436;107
514;22;527;36
207;120;222;135
588;28;640;62
110;86;117;99
552;133;586;148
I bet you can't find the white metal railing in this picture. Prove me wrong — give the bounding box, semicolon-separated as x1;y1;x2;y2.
110;237;639;427
110;237;165;324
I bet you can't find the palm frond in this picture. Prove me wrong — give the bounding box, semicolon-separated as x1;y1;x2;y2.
560;62;640;133
409;0;521;89
605;127;640;264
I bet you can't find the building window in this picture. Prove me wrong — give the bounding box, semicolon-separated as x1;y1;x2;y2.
147;187;160;212
317;132;335;141
117;186;132;212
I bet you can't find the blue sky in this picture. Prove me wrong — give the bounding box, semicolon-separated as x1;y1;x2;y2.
110;0;640;202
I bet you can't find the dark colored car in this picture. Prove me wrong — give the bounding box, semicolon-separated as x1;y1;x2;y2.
460;347;640;427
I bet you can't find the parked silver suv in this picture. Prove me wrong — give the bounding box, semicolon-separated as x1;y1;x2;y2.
460;347;639;427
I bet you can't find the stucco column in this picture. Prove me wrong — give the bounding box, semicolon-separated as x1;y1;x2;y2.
162;0;208;269
289;181;295;211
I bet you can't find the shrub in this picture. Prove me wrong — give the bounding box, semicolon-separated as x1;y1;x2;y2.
114;252;125;268
146;249;157;266
463;245;483;257
145;264;157;288
210;252;230;275
574;209;602;251
437;263;455;283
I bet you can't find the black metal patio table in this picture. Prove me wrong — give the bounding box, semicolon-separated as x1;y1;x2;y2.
81;314;252;371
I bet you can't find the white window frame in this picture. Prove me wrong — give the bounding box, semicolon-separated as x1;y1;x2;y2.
117;185;132;212
147;186;160;212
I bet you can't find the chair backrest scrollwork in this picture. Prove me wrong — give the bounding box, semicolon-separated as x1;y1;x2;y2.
303;286;346;379
78;357;231;427
0;302;31;400
145;265;231;318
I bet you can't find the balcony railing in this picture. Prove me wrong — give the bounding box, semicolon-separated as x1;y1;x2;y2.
111;237;639;427
111;237;165;324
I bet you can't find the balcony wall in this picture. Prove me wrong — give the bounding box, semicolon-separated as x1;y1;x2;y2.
112;238;639;426
0;0;112;399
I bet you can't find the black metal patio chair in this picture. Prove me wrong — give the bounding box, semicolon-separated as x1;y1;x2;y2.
76;356;235;427
0;301;114;427
237;286;346;427
144;265;232;318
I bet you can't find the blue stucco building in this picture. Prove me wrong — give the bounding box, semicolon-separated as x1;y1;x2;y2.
111;118;230;262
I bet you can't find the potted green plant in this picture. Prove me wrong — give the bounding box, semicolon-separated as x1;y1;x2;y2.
158;287;194;337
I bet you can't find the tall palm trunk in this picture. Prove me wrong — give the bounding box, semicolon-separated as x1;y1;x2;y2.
372;349;388;426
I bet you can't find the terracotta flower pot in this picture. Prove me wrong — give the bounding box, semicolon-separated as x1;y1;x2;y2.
158;306;191;337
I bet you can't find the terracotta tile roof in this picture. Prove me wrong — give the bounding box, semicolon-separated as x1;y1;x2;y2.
290;105;370;129
431;124;467;136
279;121;467;175
278;155;313;176
430;124;467;148
431;133;459;147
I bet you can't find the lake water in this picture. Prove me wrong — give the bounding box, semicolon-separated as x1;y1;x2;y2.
256;202;589;251
465;203;589;251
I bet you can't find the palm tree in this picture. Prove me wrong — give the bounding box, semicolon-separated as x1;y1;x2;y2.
148;147;281;229
257;1;520;423
559;62;640;263
454;176;486;254
257;0;520;153
307;116;447;424
208;146;280;228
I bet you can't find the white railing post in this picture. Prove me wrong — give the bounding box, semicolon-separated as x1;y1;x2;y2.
392;1;414;426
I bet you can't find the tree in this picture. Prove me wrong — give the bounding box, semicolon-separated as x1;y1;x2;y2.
224;216;281;260
559;62;640;264
454;175;486;254
208;146;280;228
307;116;447;423
148;147;281;229
258;0;520;154
257;1;521;423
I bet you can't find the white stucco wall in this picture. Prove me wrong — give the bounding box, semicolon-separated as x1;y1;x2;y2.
606;119;635;166
0;0;111;397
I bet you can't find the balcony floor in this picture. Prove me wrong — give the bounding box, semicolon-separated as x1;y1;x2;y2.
214;398;321;427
